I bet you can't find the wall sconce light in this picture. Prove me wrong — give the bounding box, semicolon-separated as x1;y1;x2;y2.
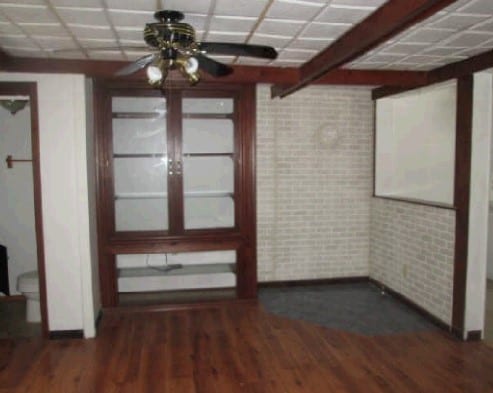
0;100;29;115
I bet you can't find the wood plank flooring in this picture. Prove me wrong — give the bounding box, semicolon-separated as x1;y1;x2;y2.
1;303;493;392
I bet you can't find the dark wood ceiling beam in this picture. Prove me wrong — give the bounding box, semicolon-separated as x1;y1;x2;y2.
372;48;493;100
1;56;427;86
0;49;12;70
271;0;457;99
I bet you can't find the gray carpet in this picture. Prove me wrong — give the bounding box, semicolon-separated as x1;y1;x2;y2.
259;282;437;336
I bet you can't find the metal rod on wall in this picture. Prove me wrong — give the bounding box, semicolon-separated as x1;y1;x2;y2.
5;155;32;169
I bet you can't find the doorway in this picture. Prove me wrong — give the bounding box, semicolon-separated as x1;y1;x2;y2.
0;82;48;338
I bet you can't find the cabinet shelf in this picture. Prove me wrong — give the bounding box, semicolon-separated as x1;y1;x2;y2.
182;113;232;120
114;153;167;158
113;112;165;119
115;191;233;200
183;153;233;158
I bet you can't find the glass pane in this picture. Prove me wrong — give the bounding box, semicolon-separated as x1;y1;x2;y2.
183;147;235;229
183;119;233;154
112;96;168;231
182;98;233;114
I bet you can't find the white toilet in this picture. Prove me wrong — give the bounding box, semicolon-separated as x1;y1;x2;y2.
17;271;41;323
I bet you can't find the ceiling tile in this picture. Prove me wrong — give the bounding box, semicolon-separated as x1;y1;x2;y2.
364;53;406;63
207;55;235;63
55;7;108;26
422;46;465;56
106;0;157;11
301;22;351;39
249;33;292;47
272;59;304;66
346;61;386;69
277;48;315;61
331;0;386;6
69;24;114;39
235;57;271;65
455;46;491;56
432;14;489;30
160;0;213;15
0;22;24;35
472;19;493;32
443;31;493;47
35;36;75;50
401;28;456;43
382;42;428;55
115;27;143;41
87;50;124;60
19;23;67;37
206;31;249;43
315;5;374;24
0;4;58;24
209;16;257;32
0;35;31;48
266;1;324;21
403;54;463;64
78;38;118;48
458;0;493;15
257;19;304;36
51;0;103;7
4;47;49;57
107;10;155;28
50;50;87;59
215;0;269;17
289;37;331;51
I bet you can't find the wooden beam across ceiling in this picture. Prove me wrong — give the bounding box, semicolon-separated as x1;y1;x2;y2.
271;0;457;99
0;54;427;87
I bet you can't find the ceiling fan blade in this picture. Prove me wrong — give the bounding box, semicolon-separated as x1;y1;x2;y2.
195;53;233;77
115;53;157;76
198;42;278;59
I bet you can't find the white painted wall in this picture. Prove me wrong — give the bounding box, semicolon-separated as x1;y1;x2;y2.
0;73;99;336
375;81;456;205
465;72;493;336
0;100;37;295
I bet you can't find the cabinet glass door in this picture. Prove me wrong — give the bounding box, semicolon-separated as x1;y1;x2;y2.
112;96;169;231
182;98;235;230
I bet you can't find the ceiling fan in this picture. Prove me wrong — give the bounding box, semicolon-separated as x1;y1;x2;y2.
112;10;278;87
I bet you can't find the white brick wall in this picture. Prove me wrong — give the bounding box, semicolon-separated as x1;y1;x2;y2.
256;85;374;281
370;198;455;324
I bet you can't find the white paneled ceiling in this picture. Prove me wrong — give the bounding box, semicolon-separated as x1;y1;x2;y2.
347;0;493;71
0;0;492;71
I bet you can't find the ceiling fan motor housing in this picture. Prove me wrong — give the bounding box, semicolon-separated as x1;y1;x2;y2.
144;9;196;52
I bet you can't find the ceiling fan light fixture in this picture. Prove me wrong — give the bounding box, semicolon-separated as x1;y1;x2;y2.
146;64;164;86
176;56;200;85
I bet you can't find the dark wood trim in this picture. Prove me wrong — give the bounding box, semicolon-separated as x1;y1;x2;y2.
0;294;25;302
105;297;257;314
372;196;455;210
236;84;257;299
95;82;258;306
466;330;482;341
2;55;427;87
429;49;493;85
272;0;455;98
0;82;49;338
259;276;369;288
452;75;473;334
48;330;84;340
369;278;452;333
95;309;103;333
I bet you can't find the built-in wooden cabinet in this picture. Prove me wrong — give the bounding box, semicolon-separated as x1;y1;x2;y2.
94;81;256;307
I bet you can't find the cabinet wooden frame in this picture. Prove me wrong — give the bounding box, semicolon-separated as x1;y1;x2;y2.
94;80;257;307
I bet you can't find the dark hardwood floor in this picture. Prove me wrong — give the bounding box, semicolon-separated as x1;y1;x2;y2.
1;303;493;392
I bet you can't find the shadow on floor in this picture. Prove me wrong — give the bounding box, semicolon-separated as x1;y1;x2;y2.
259;282;438;336
0;299;41;339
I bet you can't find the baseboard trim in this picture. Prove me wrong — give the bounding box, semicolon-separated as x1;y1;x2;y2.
466;330;482;341
369;278;451;333
106;297;258;314
0;294;25;302
259;276;369;288
49;330;84;340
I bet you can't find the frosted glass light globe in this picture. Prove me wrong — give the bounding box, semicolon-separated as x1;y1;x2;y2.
146;65;163;84
184;57;199;74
